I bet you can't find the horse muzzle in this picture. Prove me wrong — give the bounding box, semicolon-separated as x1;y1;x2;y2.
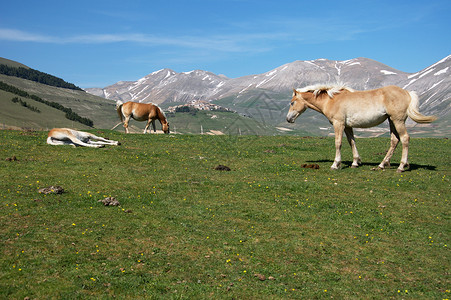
286;111;299;123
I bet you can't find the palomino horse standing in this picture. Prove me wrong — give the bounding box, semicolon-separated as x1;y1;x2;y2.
116;101;170;134
286;84;437;172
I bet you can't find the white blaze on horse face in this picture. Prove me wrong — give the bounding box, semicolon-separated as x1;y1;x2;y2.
286;98;306;123
286;107;299;123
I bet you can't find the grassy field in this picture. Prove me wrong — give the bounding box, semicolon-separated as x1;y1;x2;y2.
0;130;449;299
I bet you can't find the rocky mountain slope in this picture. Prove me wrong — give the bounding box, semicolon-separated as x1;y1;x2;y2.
87;56;449;109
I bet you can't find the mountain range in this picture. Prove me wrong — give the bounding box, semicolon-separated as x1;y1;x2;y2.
86;56;450;136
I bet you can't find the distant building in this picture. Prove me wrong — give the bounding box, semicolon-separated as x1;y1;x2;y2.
168;100;233;113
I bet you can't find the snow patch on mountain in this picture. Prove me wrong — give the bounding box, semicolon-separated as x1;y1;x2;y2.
381;70;397;75
434;67;448;76
151;69;164;75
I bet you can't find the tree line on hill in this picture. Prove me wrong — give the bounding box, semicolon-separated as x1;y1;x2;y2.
0;64;83;91
0;81;93;127
11;97;41;113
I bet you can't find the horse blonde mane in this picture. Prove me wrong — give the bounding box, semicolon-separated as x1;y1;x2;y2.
151;102;167;118
296;83;354;98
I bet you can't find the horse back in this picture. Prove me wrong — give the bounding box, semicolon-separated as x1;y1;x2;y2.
123;102;158;120
331;86;412;124
334;86;409;107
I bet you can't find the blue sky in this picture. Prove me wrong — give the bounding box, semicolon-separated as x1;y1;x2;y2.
1;0;450;88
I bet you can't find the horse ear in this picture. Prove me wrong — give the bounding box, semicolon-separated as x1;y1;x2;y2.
293;89;297;96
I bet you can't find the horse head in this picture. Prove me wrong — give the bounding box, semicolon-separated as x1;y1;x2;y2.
156;106;170;134
286;89;308;123
162;121;170;134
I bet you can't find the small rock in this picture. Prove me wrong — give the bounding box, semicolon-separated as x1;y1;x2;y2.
38;186;64;194
98;197;120;206
254;273;266;281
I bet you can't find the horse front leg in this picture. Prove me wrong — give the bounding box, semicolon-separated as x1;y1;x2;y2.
69;136;104;148
344;127;362;168
84;133;118;145
331;123;344;170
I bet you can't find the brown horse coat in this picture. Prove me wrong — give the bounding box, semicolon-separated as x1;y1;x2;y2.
116;101;169;134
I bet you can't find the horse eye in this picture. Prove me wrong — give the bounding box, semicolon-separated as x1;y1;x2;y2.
290;102;294;106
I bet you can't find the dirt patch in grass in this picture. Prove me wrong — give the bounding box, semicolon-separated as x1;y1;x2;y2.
215;165;231;171
301;163;320;169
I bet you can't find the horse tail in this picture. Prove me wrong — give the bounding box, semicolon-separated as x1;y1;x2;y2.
116;101;124;122
407;91;437;123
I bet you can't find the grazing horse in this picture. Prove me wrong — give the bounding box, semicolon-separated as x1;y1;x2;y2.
286;84;437;172
47;128;120;148
116;101;170;134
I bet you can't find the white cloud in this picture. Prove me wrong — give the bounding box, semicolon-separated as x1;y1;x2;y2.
0;27;275;53
0;28;57;43
0;12;405;54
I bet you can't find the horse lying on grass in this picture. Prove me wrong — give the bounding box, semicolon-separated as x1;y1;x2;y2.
286;84;437;172
47;128;120;148
116;101;170;134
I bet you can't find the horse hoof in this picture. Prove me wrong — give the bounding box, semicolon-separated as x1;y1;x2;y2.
396;169;404;173
371;167;383;171
351;165;359;168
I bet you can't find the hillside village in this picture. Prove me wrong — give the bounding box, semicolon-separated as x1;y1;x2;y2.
167;99;233;113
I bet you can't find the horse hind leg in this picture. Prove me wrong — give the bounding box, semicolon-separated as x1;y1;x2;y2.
144;120;152;134
47;137;77;147
123;115;131;133
376;119;399;170
392;120;410;172
344;127;362;168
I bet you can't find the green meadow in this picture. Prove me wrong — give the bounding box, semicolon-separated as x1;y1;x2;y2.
0;130;449;299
